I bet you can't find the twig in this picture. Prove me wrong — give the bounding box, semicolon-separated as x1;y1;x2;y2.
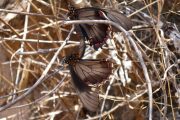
5;73;66;110
0;26;74;112
0;8;59;19
12;1;31;100
100;77;115;120
84;89;148;120
1;37;79;44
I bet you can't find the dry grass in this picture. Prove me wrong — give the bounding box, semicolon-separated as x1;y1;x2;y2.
0;0;179;120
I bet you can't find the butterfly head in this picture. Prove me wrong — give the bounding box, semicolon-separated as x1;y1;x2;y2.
68;6;77;20
62;54;79;65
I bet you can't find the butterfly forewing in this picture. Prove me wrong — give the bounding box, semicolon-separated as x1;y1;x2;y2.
74;64;99;84
74;60;113;84
74;8;101;19
103;10;133;31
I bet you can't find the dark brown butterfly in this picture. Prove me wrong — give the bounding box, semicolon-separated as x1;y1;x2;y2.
68;7;133;50
63;54;113;111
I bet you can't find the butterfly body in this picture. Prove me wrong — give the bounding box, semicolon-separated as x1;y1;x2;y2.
63;54;80;66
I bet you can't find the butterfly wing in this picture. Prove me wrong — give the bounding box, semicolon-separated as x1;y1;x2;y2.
73;60;113;84
65;55;112;111
78;23;109;50
79;90;99;112
69;65;99;112
69;7;110;50
78;38;86;58
72;7;103;22
102;9;133;31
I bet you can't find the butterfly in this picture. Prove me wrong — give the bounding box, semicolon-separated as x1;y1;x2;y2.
63;54;113;111
68;7;133;50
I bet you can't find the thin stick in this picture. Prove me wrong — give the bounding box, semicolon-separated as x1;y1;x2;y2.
0;26;74;112
0;8;59;19
13;1;31;100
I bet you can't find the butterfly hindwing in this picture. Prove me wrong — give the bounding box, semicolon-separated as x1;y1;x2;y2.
69;64;99;112
79;90;99;112
73;60;113;84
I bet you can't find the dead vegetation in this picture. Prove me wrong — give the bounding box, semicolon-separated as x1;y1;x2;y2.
0;0;179;120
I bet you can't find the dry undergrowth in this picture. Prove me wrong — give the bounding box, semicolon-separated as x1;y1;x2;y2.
0;0;179;120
